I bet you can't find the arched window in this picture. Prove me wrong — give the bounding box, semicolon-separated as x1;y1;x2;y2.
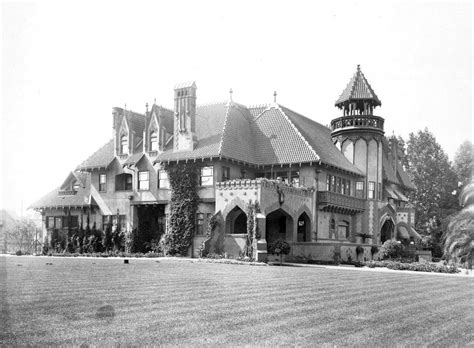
150;131;158;151
330;218;336;231
120;135;128;154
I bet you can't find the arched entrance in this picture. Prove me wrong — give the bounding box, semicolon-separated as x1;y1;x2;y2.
266;209;293;245
380;218;394;244
297;212;310;242
225;206;247;234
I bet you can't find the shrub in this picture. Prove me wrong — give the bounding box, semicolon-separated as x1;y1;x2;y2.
356;246;364;255
379;240;403;260
268;240;291;255
15;250;23;256
363;260;459;273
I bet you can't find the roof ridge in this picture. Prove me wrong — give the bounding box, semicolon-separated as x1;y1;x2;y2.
76;139;114;170
217;103;232;155
252;105;274;122
152;104;174;113
274;104;320;161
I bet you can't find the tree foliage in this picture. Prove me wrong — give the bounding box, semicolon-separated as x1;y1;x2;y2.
6;219;37;254
406;129;458;233
443;209;474;270
453;140;473;188
406;129;459;257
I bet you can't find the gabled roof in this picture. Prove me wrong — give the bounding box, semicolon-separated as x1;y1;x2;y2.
29;172;93;209
396;162;416;190
149;104;174;133
279;105;364;175
76;139;115;171
335;65;381;107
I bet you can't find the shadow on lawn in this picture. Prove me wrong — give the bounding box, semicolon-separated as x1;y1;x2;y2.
96;305;115;323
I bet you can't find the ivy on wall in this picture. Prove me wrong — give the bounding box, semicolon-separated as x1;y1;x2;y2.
159;162;199;255
245;200;260;259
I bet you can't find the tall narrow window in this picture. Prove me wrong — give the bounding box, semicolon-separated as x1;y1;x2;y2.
331;175;336;192
200;166;214;186
158;170;169;189
72;182;80;191
341;179;346;195
138;171;150;191
47;217;55;229
54;217;62;229
99;174;107;192
346;180;351;196
335;177;341;194
356;181;364;198
120;135;128;154
196;213;204;235
116;173;133;191
326;175;331;191
222;166;230;181
368;181;375;199
150;131;158;151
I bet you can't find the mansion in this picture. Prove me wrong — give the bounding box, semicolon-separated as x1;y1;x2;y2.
31;66;419;261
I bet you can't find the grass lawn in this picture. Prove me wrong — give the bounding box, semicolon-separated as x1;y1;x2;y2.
1;256;473;346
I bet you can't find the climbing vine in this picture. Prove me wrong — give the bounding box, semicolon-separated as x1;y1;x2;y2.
244;200;260;259
159;162;199;255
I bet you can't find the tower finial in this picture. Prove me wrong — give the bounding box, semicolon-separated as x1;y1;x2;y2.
146;102;149;112
154;98;156;104
273;91;277;103
229;88;233;102
124;103;127;110
357;64;361;71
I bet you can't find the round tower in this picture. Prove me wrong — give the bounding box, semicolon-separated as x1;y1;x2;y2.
331;65;384;201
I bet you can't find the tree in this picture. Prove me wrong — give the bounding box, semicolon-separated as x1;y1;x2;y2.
453;140;473;188
6;219;37;254
443;209;474;270
406;129;458;256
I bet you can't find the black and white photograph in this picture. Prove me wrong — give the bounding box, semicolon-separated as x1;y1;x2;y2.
1;0;472;346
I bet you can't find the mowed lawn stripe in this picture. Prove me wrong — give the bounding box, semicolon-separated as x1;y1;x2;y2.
3;257;473;346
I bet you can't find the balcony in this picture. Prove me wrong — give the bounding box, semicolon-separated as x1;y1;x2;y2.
330;115;384;136
317;191;365;215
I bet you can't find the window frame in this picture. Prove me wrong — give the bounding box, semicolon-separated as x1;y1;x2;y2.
138;171;150;191
200;166;214;186
196;212;204;235
222;166;230;182
150;131;158;152
158;169;170;189
368;181;375;199
99;173;107;192
356;181;365;198
120;135;128;155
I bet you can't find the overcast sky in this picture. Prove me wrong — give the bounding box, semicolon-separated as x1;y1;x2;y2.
1;0;472;216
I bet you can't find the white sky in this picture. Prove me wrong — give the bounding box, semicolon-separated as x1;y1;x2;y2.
1;0;472;216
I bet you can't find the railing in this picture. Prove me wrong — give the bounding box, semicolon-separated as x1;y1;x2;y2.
330;115;384;133
58;190;77;196
317;191;365;212
216;178;314;197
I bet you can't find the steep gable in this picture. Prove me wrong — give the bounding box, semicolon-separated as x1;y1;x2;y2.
76;139;115;171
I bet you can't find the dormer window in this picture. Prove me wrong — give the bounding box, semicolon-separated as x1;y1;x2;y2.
150;131;158;151
73;182;80;191
120;135;128;155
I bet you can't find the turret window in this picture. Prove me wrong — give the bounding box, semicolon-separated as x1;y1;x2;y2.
120;135;128;154
150;131;158;151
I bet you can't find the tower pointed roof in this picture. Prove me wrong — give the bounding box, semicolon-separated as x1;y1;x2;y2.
335;65;381;107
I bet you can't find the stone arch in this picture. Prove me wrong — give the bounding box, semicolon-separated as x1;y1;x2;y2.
222;196;248;220
379;204;397;225
296;212;311;242
264;201;295;220
225;206;247;235
265;208;294;245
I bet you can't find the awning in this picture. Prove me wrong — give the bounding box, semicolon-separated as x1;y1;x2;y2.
397;225;422;240
90;186;112;215
384;185;398;199
397;225;410;240
393;186;408;202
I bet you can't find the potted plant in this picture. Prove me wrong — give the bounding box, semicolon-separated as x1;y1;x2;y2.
268;239;291;265
357;233;374;244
